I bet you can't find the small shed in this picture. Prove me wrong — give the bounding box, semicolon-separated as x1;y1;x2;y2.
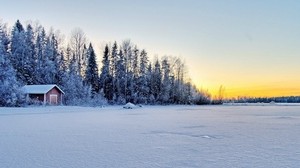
22;85;64;105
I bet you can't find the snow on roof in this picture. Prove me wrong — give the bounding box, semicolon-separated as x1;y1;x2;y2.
22;85;65;94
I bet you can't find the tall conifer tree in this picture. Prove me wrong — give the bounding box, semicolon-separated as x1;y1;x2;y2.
85;43;99;95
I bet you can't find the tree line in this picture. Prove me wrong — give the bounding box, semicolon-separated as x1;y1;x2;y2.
0;20;211;107
228;96;300;103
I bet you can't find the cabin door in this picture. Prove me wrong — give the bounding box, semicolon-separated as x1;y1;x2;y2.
50;94;58;104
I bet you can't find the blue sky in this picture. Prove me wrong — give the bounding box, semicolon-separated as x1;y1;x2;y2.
1;0;300;97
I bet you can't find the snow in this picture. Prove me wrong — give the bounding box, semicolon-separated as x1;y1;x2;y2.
0;105;300;167
123;102;137;109
22;84;64;94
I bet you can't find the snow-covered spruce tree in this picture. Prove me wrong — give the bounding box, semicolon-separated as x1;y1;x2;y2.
10;20;26;84
110;41;118;102
85;43;99;96
136;49;149;104
35;27;47;84
0;22;9;56
40;33;59;84
0;48;21;106
115;49;126;104
10;21;39;85
161;57;171;104
151;59;162;103
147;63;155;104
169;75;176;104
56;51;68;87
99;44;113;101
131;45;139;103
0;23;24;106
64;45;72;68
22;24;36;85
132;46;139;76
63;54;89;105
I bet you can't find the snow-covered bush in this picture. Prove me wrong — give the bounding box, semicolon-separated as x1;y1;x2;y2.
123;102;136;109
85;93;107;107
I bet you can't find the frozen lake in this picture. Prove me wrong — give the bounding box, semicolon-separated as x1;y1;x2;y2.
0;105;300;167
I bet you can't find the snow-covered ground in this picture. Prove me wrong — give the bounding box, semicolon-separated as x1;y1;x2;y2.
0;105;300;168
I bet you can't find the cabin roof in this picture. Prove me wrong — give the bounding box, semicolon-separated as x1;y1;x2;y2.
22;85;65;94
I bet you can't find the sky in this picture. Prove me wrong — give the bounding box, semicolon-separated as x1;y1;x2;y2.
1;0;300;98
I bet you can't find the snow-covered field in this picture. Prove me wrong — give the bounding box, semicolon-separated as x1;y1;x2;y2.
1;105;300;168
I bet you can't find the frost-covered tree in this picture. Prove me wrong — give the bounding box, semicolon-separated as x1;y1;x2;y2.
169;57;185;103
122;40;133;73
0;22;9;54
147;63;155;104
193;87;211;105
0;23;24;106
81;44;88;78
151;59;162;102
63;54;90;105
69;28;87;76
121;40;134;102
132;45;139;77
0;49;22;106
100;45;113;101
39;34;59;84
136;49;149;104
85;43;99;95
110;41;118;102
115;49;126;104
56;51;67;87
10;20;26;84
161;57;171;104
35;27;47;84
182;80;193;104
23;24;36;84
131;45;139;103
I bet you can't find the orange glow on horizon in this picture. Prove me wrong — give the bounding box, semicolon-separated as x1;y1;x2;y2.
191;61;300;99
202;85;300;98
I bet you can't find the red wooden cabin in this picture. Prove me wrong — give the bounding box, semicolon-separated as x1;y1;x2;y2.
22;85;64;105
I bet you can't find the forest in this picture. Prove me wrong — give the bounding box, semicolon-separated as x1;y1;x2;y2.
0;20;211;107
